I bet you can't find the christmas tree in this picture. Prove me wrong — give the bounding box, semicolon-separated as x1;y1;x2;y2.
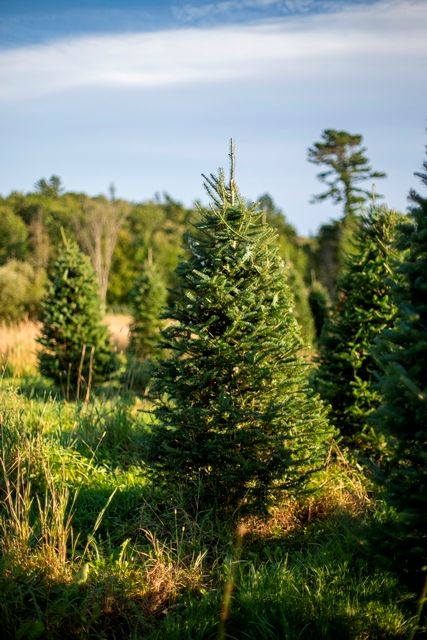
38;236;117;397
374;153;427;572
128;259;167;361
149;143;332;516
315;207;402;457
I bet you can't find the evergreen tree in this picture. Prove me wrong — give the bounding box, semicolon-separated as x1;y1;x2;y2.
374;154;427;572
38;237;117;396
128;260;167;361
258;193;315;342
149;145;332;516
308;280;330;341
314;207;402;457
308;129;386;216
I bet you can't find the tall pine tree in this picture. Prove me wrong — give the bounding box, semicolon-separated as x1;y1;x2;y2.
314;207;402;457
308;129;386;216
149;144;332;517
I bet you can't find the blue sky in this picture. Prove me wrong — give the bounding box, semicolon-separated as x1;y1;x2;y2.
1;0;426;235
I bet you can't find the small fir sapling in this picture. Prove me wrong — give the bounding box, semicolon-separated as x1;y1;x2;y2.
38;235;117;396
128;258;167;361
308;280;331;341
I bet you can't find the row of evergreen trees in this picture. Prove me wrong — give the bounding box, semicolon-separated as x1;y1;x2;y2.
36;144;426;578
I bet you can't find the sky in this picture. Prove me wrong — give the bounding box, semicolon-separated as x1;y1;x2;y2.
0;0;426;235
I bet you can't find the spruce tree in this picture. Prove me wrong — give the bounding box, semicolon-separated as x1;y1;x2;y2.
314;207;402;457
149;145;332;516
128;260;167;361
38;237;117;396
374;155;427;572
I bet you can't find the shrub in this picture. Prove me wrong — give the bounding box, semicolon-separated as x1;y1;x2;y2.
308;280;330;341
0;260;45;322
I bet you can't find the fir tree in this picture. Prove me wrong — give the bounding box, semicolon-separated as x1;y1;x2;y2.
38;236;117;396
128;259;167;361
374;154;427;573
149;145;332;517
314;207;402;457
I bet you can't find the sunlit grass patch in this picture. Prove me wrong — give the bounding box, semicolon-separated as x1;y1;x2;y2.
0;314;131;379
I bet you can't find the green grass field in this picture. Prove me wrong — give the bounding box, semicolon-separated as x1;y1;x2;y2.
0;370;424;640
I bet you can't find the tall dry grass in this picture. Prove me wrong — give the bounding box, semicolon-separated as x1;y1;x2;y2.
0;314;132;376
0;321;39;375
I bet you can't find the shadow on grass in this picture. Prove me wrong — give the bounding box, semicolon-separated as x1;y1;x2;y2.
15;374;140;405
0;478;422;640
147;509;420;640
14;374;58;401
0;562;156;640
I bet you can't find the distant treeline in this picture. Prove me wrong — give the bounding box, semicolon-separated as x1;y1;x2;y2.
0;129;392;344
0;176;360;341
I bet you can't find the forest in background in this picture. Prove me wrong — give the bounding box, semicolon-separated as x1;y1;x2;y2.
0;178;319;337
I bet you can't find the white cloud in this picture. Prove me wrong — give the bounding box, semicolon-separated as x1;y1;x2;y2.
0;0;426;101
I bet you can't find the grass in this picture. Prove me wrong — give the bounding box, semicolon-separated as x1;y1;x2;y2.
0;351;424;638
0;314;131;377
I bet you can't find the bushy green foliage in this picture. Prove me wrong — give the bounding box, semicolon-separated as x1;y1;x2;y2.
148;152;332;516
374;157;427;573
128;261;167;361
258;193;315;342
37;237;117;394
0;206;28;265
0;260;45;322
315;207;402;457
287;268;316;345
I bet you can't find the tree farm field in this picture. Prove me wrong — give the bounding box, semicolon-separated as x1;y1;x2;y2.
1;163;426;638
0;137;426;638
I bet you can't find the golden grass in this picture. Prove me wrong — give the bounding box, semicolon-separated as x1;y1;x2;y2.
0;314;132;376
104;313;131;352
0;320;39;376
